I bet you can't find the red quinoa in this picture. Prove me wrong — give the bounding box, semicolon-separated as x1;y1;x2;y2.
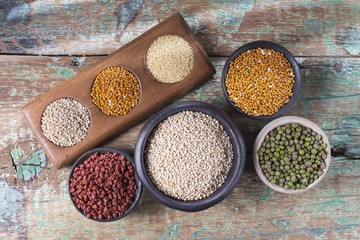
69;152;136;220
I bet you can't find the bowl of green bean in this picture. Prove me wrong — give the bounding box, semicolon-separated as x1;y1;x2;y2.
253;116;331;194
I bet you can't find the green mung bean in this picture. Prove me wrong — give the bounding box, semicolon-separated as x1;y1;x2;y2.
258;123;328;190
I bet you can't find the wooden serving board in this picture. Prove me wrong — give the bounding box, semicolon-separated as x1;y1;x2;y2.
21;13;216;169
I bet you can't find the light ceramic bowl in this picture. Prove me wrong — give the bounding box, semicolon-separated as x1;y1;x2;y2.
253;116;331;194
221;41;302;120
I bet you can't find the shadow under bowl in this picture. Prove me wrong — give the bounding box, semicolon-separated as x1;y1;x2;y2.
68;147;142;222
221;40;302;120
134;101;246;212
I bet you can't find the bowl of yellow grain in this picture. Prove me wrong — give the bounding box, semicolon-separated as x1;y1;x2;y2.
221;41;302;120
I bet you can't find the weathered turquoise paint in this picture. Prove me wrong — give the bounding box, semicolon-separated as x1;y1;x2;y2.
286;209;293;215
0;180;24;228
168;223;180;239
307;197;346;210
238;226;329;238
159;223;180;240
304;19;324;34
273;219;291;228
9;88;17;96
191;226;216;240
327;159;358;175
211;224;221;230
16;149;48;182
117;0;144;32
259;232;280;237
329;115;360;158
333;216;360;225
0;132;18;148
2;2;30;25
342;27;360;56
259;185;275;201
25;74;41;80
47;63;76;79
333;224;360;231
10;147;24;164
305;227;327;238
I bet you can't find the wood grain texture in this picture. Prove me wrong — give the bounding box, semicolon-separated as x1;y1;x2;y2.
1;1;360;238
21;13;215;169
0;55;359;238
1;0;360;56
1;158;360;239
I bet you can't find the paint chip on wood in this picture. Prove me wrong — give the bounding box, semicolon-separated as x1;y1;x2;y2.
0;180;24;226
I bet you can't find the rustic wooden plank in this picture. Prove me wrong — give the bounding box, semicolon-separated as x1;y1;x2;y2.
0;55;359;181
0;158;359;239
0;0;360;56
21;13;216;169
0;55;359;238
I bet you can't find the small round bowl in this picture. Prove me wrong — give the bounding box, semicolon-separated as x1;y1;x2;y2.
135;101;246;212
253;116;331;194
68;147;142;222
221;40;302;120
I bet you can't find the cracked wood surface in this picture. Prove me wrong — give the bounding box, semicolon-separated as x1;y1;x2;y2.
0;0;360;239
0;0;360;57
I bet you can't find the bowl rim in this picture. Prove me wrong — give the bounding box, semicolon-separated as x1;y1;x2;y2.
221;40;302;120
68;147;142;222
252;116;331;194
134;101;246;212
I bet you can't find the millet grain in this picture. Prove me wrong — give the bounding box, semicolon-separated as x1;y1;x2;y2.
225;48;295;116
91;66;140;116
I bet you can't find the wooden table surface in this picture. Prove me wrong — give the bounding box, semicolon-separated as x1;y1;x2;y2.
1;1;359;239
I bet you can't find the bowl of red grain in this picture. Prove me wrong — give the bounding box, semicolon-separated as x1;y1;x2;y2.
68;147;142;222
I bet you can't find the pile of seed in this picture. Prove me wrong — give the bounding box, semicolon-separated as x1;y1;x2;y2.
146;35;194;83
258;123;328;190
91;66;140;116
145;111;233;201
41;98;90;147
225;48;295;116
69;152;137;220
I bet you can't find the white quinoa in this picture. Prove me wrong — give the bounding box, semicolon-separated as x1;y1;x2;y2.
145;111;233;201
145;35;194;83
41;98;91;147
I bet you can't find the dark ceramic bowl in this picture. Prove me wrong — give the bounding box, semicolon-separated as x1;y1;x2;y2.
68;147;142;222
221;40;302;120
134;101;246;212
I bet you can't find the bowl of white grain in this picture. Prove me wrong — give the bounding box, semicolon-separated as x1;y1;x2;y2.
134;101;246;212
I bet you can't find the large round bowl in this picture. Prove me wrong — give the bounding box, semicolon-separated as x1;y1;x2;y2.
135;101;246;212
221;41;302;120
253;116;331;194
68;147;142;222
